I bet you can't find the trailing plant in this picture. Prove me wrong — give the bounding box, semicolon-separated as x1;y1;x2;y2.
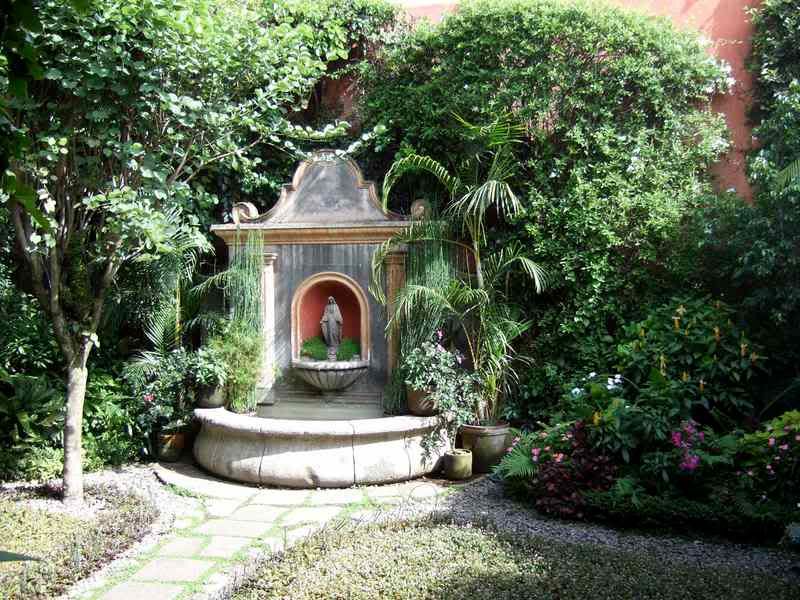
403;337;481;450
208;322;262;414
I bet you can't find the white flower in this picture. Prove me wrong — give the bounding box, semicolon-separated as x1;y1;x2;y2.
588;371;597;379
571;387;582;397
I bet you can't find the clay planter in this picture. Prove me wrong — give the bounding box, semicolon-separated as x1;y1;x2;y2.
460;423;511;473
443;449;472;480
157;431;186;462
197;385;225;409
406;388;436;416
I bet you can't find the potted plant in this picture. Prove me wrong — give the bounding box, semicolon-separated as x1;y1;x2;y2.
406;338;480;479
402;334;460;416
193;346;228;408
130;348;197;462
374;115;551;472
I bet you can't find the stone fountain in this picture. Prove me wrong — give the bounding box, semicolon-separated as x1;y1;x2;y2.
192;151;449;487
291;296;369;392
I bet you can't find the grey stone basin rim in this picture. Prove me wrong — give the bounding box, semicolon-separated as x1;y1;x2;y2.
193;408;448;488
291;358;369;371
194;407;439;437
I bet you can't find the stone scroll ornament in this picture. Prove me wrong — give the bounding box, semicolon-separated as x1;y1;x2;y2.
320;296;343;360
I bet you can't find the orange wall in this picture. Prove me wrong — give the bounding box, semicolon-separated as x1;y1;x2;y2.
395;0;760;199
299;281;361;344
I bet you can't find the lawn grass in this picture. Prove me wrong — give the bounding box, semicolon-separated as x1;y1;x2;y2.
233;519;799;600
0;484;156;599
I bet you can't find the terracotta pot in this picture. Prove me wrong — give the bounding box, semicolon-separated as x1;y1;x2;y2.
460;423;511;473
406;388;436;416
443;449;472;480
157;431;186;462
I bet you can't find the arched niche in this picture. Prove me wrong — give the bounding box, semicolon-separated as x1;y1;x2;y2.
291;272;370;361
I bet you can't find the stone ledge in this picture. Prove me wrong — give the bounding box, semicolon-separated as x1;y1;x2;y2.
193;409;447;488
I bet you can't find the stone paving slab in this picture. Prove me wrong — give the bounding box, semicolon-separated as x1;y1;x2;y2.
101;581;184;600
200;535;253;558
228;505;286;522
133;557;216;583
308;488;365;505
155;463;258;500
85;461;451;600
195;518;275;538
203;498;243;518
280;506;342;527
249;488;310;506
158;536;206;557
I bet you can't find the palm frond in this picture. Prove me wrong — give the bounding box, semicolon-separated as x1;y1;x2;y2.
776;157;800;190
483;244;551;294
382;154;462;209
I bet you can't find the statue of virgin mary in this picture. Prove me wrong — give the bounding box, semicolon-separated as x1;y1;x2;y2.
320;296;343;358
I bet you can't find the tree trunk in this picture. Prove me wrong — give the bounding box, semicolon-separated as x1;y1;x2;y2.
63;346;91;504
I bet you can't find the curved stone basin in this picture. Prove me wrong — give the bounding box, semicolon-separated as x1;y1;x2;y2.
291;358;369;392
193;408;448;488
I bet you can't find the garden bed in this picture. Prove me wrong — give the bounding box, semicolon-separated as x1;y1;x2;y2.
0;483;156;599
232;518;798;599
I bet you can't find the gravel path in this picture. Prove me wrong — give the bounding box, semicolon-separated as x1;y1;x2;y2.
435;477;800;585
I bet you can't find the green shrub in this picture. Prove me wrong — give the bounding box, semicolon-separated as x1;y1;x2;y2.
735;411;800;509
209;322;262;413
615;296;764;418
359;0;730;411
300;336;361;361
583;488;788;542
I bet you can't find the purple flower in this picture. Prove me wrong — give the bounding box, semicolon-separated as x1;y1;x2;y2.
671;431;683;448
679;454;700;471
697;431;705;442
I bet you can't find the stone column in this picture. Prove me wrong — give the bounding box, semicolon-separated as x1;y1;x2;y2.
260;253;278;401
384;249;406;380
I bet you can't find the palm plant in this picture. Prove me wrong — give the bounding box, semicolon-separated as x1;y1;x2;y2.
776;157;800;190
373;115;550;422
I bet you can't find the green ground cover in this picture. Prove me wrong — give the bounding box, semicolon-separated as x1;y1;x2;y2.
0;484;155;599
233;520;798;600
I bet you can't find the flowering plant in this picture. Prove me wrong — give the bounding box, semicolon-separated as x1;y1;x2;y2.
402;335;481;446
496;421;616;517
736;411;800;510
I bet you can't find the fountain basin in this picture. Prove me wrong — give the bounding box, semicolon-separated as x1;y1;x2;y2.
193;408;448;488
291;358;369;392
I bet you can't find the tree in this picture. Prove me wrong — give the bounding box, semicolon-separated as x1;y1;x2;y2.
4;0;359;503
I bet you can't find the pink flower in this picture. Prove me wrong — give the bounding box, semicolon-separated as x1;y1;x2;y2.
679;454;700;471
532;447;541;457
697;431;705;442
671;431;683;448
746;470;754;476
436;330;443;341
553;453;565;463
768;437;776;447
544;446;551;452
795;435;800;442
779;444;789;451
532;456;538;463
143;393;154;404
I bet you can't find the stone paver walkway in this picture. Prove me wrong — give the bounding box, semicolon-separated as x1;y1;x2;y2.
76;461;453;600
